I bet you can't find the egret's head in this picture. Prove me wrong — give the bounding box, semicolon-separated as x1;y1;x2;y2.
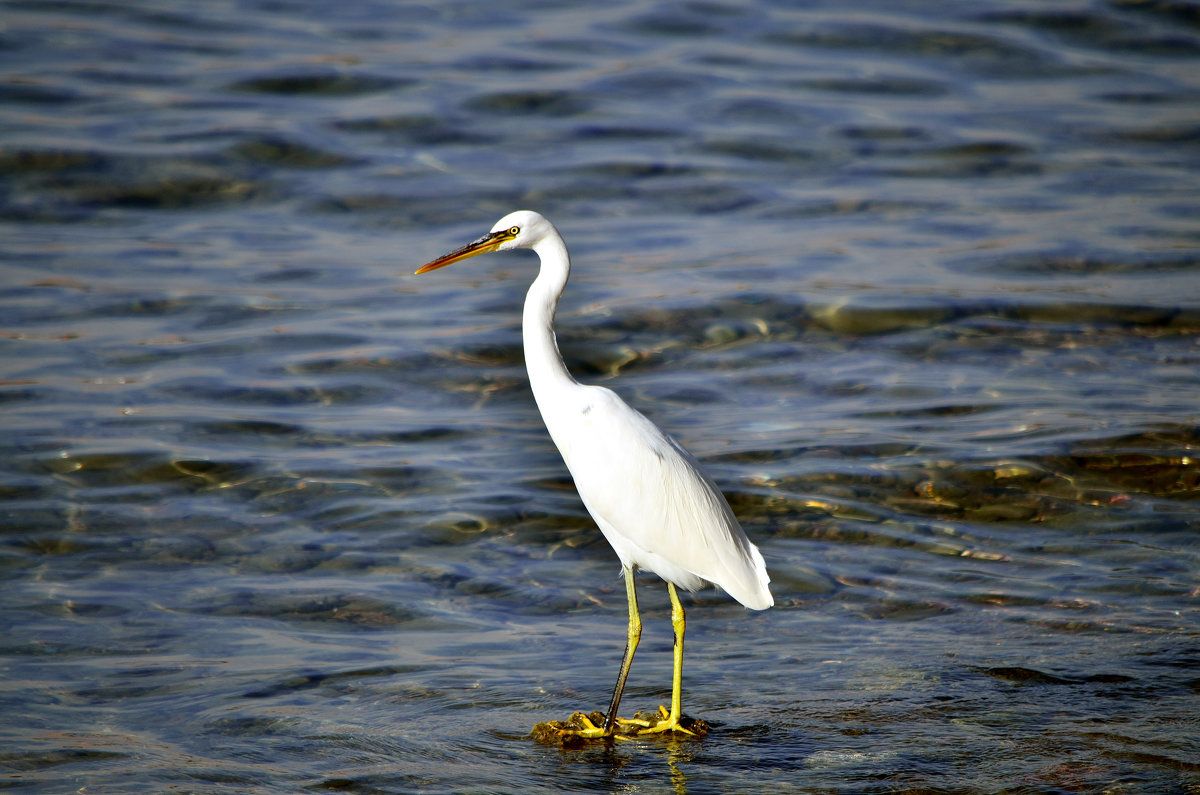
415;210;552;275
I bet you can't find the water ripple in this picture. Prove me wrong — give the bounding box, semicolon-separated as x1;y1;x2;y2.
1;0;1198;792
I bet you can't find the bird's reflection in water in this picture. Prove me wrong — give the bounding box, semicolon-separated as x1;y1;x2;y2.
539;731;698;795
664;735;692;795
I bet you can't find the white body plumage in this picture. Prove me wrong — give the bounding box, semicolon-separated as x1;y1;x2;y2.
416;209;772;738
509;210;772;611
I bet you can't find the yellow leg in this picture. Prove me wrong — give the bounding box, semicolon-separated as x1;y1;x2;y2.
601;566;642;734
641;582;697;735
669;582;685;725
539;567;643;741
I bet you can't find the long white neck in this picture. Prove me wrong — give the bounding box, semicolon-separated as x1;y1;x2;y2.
522;231;578;414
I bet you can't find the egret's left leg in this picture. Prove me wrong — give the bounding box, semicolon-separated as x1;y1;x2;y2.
642;582;697;735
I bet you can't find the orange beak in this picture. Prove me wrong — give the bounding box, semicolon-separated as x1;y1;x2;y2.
414;228;517;275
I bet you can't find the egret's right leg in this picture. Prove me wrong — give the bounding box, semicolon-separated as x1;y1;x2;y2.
601;565;642;734
545;566;643;740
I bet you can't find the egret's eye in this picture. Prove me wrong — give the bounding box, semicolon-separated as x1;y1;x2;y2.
509;226;520;236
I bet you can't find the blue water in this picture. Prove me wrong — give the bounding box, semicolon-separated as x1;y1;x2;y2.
2;1;1198;792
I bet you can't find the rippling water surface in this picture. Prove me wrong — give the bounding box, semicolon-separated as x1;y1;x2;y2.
2;1;1198;792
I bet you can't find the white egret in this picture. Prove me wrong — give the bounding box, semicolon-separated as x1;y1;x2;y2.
415;211;772;740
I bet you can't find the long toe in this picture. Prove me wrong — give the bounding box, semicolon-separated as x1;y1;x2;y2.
639;706;710;738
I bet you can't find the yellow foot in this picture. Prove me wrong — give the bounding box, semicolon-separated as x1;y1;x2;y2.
531;707;710;747
634;705;709;737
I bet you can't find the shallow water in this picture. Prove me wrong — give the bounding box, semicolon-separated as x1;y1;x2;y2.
2;0;1198;792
